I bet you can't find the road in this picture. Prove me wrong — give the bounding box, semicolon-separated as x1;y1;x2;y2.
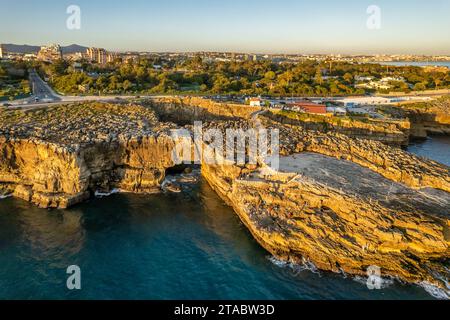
28;70;62;103
5;70;151;109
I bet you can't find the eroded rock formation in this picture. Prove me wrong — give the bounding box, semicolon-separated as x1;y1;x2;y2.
0;103;178;208
0;99;449;293
268;121;450;193
201;153;450;289
264;110;410;146
383;97;450;138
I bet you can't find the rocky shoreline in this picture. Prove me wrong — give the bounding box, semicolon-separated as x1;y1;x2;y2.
382;97;450;139
0;100;448;294
0;103;179;208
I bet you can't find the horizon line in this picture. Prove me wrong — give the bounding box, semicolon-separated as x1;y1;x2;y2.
2;42;450;57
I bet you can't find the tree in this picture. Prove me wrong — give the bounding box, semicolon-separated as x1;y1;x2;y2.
314;67;323;85
50;59;69;76
264;71;276;81
434;79;442;89
414;83;427;91
343;73;353;84
123;80;133;91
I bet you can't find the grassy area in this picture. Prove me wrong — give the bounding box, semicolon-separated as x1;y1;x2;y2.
0;62;31;102
0;82;31;102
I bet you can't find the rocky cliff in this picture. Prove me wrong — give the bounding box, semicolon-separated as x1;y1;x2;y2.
382;97;450;138
146;96;261;124
198;116;449;290
259;118;450;193
202;154;449;290
1;100;449;293
0;103;178;208
264;110;410;146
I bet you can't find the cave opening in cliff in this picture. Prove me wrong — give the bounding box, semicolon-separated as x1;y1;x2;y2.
165;164;199;176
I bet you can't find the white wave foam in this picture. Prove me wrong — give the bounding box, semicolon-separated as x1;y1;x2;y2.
268;256;289;268
353;275;394;289
95;189;120;198
419;282;450;300
268;256;320;275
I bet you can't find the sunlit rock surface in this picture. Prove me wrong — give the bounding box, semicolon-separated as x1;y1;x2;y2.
0;103;178;208
202;152;449;289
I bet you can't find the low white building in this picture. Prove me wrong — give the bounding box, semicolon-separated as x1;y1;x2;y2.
337;96;404;108
248;97;264;107
380;76;405;83
355;75;374;82
326;106;347;115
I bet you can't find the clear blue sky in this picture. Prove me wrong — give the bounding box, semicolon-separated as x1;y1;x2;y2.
2;0;450;54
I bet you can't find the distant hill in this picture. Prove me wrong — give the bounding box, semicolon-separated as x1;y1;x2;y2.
3;44;40;54
62;44;88;54
3;44;88;54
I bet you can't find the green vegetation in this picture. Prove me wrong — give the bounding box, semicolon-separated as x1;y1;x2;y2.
36;57;450;96
0;61;31;101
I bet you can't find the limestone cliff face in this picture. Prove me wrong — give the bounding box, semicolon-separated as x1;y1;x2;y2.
0;137;88;208
383;98;450;138
1;101;449;291
147;97;261;124
0;103;178;208
264;110;410;146
0;135;177;208
407;109;450;138
202;155;450;289
199;116;449;289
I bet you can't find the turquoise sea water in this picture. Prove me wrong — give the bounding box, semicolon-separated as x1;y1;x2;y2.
0;138;448;300
407;136;450;166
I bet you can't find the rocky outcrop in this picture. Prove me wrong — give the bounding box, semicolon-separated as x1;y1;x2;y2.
147;96;261;124
263;110;410;146
260;118;450;193
382;97;450;138
202;153;450;290
407;109;450;138
1;100;449;293
0;103;179;208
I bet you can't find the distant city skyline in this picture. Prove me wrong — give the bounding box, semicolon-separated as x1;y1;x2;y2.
2;0;450;55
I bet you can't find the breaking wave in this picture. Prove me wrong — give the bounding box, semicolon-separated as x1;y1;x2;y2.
268;256;321;276
419;282;450;300
95;189;120;198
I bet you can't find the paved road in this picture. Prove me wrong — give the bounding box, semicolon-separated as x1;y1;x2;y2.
28;70;62;103
4;70;150;109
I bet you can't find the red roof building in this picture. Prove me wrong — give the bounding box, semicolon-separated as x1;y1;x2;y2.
286;102;327;114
